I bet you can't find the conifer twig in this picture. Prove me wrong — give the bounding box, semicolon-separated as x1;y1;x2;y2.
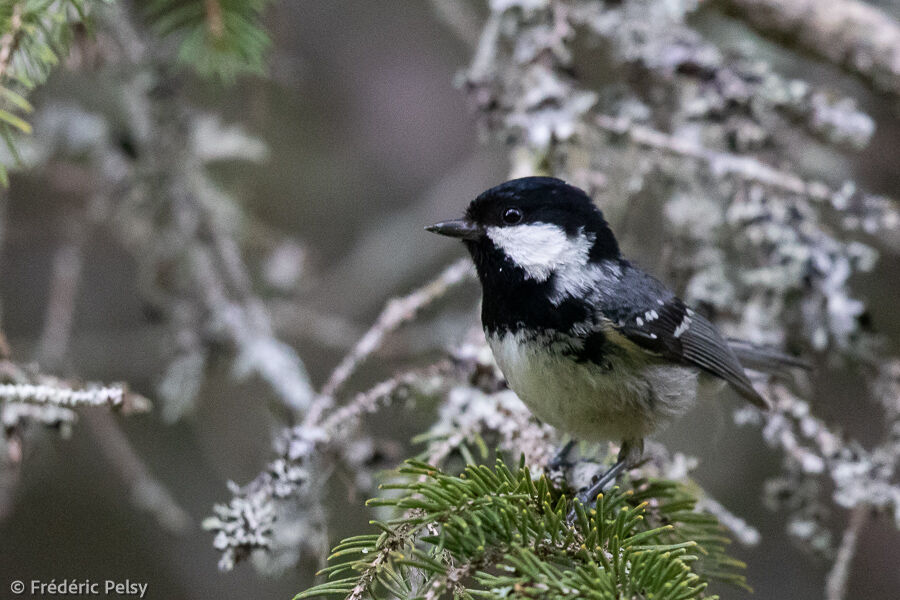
0;3;23;81
203;0;225;39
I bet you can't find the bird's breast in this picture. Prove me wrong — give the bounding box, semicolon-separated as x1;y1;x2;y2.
486;329;698;442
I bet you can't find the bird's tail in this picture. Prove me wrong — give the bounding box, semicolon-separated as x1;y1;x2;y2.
727;338;811;376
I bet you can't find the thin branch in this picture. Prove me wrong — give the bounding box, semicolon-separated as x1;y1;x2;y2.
319;362;451;434
696;495;761;546
0;380;133;410
82;410;192;534
206;366;451;570
311;258;471;422
824;505;867;600
36;217;86;370
717;0;900;97
468;9;501;82
0;359;151;415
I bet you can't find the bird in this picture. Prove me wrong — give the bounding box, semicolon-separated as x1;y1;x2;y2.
426;176;807;513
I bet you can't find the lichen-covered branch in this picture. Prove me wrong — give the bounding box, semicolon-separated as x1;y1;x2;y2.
0;360;150;415
206;258;476;571
0;380;128;410
593;113;899;233
203;363;452;571
718;0;900;97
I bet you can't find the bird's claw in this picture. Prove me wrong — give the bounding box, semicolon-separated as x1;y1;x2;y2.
548;440;577;472
565;459;628;524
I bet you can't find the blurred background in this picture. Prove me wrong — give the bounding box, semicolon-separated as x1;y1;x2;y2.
0;1;898;599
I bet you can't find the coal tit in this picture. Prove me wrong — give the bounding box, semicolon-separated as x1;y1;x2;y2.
427;177;805;506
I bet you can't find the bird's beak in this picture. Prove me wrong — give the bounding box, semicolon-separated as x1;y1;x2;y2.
425;218;483;241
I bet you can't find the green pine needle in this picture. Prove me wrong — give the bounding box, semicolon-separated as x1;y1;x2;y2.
0;0;106;185
296;459;748;600
146;0;273;82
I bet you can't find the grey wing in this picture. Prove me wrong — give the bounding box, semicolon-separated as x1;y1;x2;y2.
601;268;769;409
670;310;769;409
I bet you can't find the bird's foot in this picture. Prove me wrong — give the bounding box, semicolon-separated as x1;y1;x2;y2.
548;440;577;472
566;459;627;523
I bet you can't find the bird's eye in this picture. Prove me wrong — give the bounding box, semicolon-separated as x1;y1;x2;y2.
502;207;523;225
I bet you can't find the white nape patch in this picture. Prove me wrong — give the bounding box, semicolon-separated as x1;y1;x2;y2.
486;223;593;282
551;258;622;306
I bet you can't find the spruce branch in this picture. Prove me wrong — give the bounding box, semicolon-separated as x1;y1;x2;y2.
0;0;106;185
0;3;25;80
146;0;274;81
297;460;747;600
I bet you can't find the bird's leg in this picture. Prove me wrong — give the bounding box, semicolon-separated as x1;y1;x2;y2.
567;440;640;523
548;439;577;471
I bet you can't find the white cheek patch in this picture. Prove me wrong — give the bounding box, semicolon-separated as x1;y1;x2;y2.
486;223;594;282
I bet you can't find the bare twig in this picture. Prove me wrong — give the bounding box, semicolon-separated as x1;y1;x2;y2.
311;258;471;422
320;362;452;434
824;505;868;600
36;218;86;370
468;10;502;82
696;495;761;546
82;410;192;534
717;0;900;97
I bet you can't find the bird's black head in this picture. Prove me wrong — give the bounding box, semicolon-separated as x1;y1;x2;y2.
427;177;621;285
